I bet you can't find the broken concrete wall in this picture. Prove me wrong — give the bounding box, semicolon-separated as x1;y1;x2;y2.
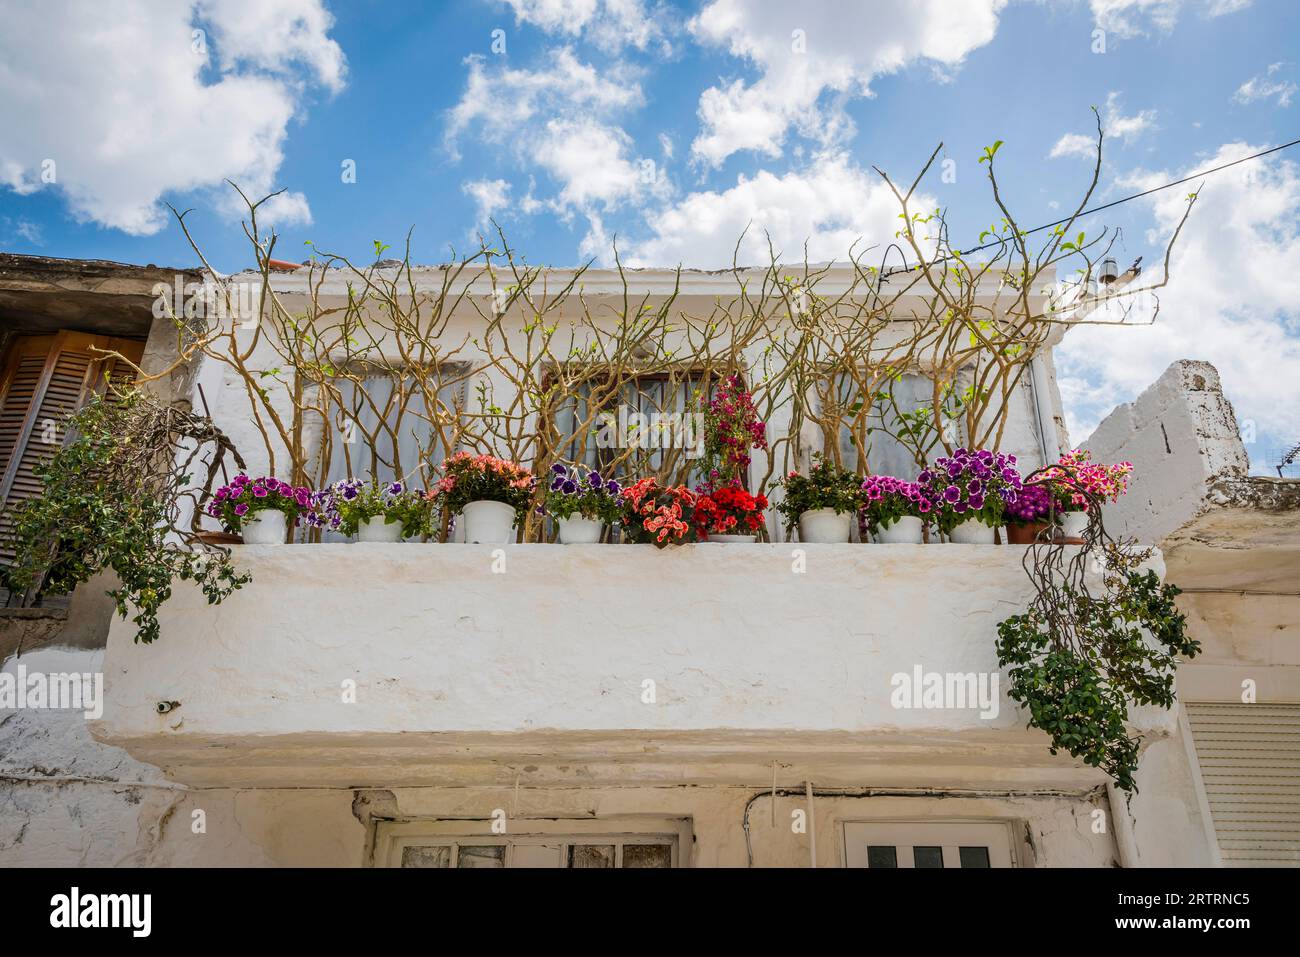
1084;360;1251;545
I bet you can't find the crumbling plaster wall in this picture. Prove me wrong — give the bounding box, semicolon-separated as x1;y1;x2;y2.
4;645;1207;867
1084;360;1250;545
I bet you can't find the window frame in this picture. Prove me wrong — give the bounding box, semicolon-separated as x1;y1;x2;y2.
806;365;970;479
372;816;693;868
540;364;733;486
313;358;472;490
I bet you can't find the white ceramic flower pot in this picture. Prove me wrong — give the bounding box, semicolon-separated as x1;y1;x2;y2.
1059;510;1090;539
947;517;997;544
462;500;516;544
706;533;757;543
874;515;924;544
798;508;852;544
557;516;603;544
358;516;404;543
241;509;287;545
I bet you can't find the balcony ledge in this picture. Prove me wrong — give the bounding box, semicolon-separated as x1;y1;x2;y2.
90;543;1173;788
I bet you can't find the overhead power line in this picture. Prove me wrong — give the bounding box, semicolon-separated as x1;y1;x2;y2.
899;136;1300;271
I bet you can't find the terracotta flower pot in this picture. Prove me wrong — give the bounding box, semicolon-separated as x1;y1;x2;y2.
1006;521;1050;544
195;530;243;546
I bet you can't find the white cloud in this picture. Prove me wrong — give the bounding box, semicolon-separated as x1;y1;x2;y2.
1059;143;1300;458
463;178;513;232
1089;0;1251;38
623;151;927;269
447;47;642;150
1050;134;1099;161
535;119;651;210
195;0;345;92
687;0;1008;167
0;0;341;235
447;45;657;251
1050;92;1156;159
1234;63;1297;108
500;0;668;52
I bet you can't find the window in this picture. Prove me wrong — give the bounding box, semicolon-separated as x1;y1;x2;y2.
842;821;1019;868
819;371;965;481
549;371;715;485
0;331;143;596
373;817;691;868
316;364;466;539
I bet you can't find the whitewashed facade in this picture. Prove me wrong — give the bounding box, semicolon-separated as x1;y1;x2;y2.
1;258;1295;867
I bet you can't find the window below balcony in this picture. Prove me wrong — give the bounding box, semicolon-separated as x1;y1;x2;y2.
374;817;691;868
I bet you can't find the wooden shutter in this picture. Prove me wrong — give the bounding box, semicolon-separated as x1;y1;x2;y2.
0;331;145;567
1186;701;1300;866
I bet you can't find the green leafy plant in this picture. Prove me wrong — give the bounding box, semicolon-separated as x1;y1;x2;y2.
775;453;863;533
0;388;250;645
997;534;1199;793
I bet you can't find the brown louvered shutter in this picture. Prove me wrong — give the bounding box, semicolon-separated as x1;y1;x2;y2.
0;331;145;571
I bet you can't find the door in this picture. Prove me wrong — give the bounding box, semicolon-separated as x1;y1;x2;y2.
843;821;1018;868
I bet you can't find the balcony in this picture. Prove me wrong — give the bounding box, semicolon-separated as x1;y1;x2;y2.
90;543;1175;788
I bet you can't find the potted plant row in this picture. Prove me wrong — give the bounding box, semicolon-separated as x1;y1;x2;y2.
203;446;1132;549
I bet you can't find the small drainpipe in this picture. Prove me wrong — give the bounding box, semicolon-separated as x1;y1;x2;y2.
1027;353;1060;466
1106;782;1140;867
806;780;817;868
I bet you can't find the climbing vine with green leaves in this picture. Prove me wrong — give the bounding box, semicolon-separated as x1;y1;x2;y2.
995;467;1199;792
1;388;249;644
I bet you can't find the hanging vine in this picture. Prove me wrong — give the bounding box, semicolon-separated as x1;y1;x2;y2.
995;466;1200;792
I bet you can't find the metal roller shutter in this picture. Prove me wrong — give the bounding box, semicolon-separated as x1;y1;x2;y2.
1186;701;1300;866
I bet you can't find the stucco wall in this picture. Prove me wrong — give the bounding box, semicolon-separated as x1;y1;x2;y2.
1084;360;1249;545
4;635;1213;867
91;541;1177;792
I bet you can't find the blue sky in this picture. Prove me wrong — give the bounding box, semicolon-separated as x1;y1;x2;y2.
2;0;1298;470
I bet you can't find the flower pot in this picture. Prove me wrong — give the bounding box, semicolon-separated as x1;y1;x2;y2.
947;518;997;544
462;500;516;544
358;516;404;543
798;508;852;544
240;509;287;545
195;530;243;546
1006;521;1050;545
557;516;603;544
706;533;757;543
1059;510;1089;541
873;515;924;544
